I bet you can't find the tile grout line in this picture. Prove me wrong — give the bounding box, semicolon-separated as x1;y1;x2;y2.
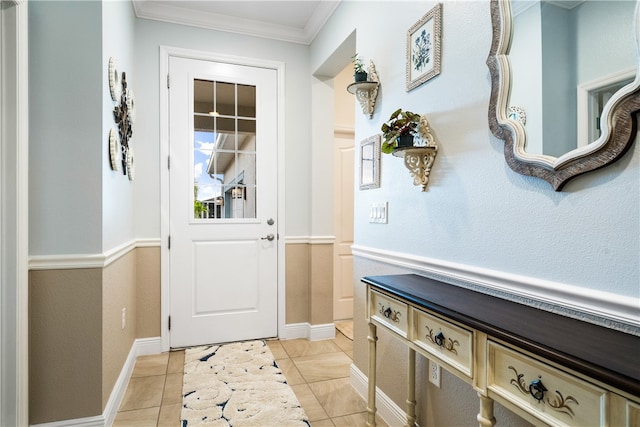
156;355;169;426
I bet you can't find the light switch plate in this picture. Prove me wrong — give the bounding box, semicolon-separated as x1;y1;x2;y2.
369;202;388;224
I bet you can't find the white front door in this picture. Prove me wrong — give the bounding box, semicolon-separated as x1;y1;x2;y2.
168;56;278;348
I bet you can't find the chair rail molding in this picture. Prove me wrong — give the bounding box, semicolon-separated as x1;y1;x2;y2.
285;235;336;245
351;244;640;334
29;238;162;270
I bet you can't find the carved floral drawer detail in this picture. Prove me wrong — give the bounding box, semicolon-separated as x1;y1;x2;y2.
508;366;580;418
369;290;408;337
425;325;460;354
488;341;606;426
379;303;402;323
413;308;473;377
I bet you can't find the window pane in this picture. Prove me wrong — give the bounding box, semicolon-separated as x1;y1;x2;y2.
192;79;258;219
195;115;214;132
238;84;256;118
238;118;256;134
216;82;235;116
194;80;213;114
217;117;236;135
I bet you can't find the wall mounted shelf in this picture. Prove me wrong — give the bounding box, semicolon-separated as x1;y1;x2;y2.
347;61;380;119
392;146;438;191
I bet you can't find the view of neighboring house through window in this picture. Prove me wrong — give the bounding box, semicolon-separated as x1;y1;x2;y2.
193;79;257;219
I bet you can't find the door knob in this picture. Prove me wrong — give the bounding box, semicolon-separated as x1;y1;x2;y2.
261;233;275;241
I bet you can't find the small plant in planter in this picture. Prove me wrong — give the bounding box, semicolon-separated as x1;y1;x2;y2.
381;108;423;153
352;53;368;82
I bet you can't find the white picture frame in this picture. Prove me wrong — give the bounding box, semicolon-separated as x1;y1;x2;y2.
406;3;443;92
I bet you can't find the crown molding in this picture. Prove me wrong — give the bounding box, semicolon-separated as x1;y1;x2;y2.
132;0;339;45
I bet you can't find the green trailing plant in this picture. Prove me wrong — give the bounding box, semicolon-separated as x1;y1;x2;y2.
381;108;422;153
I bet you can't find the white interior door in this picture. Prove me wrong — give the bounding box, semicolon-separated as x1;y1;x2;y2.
333;129;354;320
168;56;278;348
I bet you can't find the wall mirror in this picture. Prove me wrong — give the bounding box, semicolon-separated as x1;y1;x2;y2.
360;134;381;190
487;0;640;190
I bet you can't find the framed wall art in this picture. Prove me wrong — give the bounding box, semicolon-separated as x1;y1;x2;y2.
360;134;381;190
406;3;442;91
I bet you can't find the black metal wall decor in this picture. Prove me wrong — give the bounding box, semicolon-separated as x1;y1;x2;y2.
109;56;135;180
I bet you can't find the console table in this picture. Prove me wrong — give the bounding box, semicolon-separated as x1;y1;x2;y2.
363;274;640;427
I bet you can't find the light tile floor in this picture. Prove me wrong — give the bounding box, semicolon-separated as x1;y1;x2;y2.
114;324;388;426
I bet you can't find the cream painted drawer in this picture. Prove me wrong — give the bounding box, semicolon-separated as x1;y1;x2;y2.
488;341;607;427
628;400;640;427
412;308;473;378
369;289;408;338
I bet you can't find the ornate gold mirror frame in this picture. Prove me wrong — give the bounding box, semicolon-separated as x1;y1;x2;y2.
487;0;640;191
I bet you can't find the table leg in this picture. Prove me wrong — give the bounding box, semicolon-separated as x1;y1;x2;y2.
367;322;378;427
477;393;496;427
406;348;416;427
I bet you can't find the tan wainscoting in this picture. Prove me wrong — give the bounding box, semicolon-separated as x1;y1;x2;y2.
285;243;310;324
29;267;104;423
285;240;334;326
29;245;161;424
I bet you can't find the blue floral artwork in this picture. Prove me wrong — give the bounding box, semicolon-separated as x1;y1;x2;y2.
406;3;442;91
412;29;432;73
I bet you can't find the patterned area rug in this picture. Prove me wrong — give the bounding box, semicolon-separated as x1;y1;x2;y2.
181;340;309;426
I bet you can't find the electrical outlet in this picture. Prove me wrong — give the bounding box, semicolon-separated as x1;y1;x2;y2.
122;307;126;330
429;359;441;388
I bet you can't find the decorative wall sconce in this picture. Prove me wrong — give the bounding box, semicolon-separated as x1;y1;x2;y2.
347;61;380;119
389;114;439;191
392;146;438;191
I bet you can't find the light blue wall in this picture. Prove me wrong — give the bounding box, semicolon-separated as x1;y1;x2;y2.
29;1;103;255
511;3;543;154
102;1;137;252
541;3;576;156
311;2;638;425
29;0;137;256
313;0;639;299
575;1;636;84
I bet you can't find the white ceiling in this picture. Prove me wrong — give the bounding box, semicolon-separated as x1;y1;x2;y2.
132;0;341;44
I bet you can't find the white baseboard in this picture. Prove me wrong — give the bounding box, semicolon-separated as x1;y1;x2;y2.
310;323;336;340
30;337;162;427
350;364;407;427
134;336;163;356
279;322;336;341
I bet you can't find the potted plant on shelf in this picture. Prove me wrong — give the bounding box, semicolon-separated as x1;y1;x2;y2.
381;108;423;153
352;53;368;82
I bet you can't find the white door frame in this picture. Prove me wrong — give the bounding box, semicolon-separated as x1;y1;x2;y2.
0;0;29;424
159;46;286;351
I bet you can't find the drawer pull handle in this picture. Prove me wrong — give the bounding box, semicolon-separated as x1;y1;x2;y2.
425;326;459;355
508;366;580;418
529;378;547;401
378;303;402;323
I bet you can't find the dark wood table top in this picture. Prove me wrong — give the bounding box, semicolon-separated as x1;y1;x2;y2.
363;274;640;397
